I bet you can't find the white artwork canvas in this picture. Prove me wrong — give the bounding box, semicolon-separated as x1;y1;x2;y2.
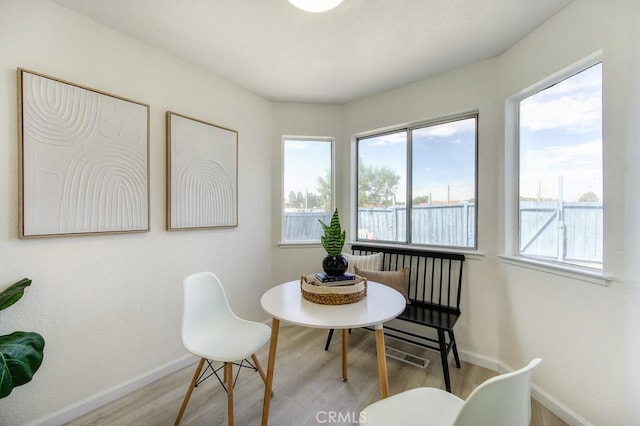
18;69;149;237
167;112;238;230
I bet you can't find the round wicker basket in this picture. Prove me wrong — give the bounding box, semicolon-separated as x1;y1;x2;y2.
300;274;367;305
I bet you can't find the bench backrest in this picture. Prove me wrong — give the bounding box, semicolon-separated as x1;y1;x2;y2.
351;244;465;313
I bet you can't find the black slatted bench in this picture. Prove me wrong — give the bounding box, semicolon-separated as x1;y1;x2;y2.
324;244;466;392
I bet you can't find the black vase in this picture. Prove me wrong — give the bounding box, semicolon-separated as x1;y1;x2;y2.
322;254;348;276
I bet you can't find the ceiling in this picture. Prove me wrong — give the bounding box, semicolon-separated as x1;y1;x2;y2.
51;0;572;104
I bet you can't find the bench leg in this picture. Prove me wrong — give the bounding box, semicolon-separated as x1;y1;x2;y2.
437;329;452;392
324;329;334;351
325;328;352;350
449;330;461;368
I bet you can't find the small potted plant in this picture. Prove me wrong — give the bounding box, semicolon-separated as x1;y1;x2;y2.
319;209;348;276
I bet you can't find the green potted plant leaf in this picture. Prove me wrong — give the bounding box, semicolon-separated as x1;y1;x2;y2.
319;209;348;276
0;278;45;398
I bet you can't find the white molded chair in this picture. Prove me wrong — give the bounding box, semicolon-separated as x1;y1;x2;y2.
360;358;542;426
174;272;271;426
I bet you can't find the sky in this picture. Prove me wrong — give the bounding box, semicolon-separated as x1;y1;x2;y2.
283;138;331;201
358;118;476;203
283;62;602;206
519;62;602;202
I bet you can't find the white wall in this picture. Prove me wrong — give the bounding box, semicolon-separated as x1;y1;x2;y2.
496;1;639;424
0;1;273;424
625;3;640;423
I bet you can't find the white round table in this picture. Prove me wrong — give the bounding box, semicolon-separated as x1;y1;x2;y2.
260;280;406;426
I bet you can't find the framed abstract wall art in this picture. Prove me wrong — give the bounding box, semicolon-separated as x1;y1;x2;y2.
166;112;238;230
17;69;150;238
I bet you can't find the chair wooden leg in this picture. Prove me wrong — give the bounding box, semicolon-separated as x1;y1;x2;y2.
262;318;280;426
252;354;274;397
175;358;205;425
437;329;452;392
226;362;234;426
252;354;267;385
324;329;334;350
449;330;461;368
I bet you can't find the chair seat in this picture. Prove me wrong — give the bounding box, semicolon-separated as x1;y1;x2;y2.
360;387;464;426
185;318;271;362
398;303;460;331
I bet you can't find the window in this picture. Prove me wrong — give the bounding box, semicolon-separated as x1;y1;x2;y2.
517;62;603;269
356;114;477;248
282;137;333;242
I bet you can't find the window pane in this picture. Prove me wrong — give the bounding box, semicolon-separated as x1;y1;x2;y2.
282;138;332;241
357;132;406;242
411;117;477;247
519;63;603;268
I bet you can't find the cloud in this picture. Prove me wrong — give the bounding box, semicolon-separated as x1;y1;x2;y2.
414;118;475;139
520;64;602;134
419;124;459;137
522;139;601;170
369;132;406;146
520;139;603;200
285;140;313;150
520;93;601;133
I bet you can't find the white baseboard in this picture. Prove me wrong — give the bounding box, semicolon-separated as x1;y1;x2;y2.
459;349;592;426
530;383;592;426
25;354;197;426
458;348;502;371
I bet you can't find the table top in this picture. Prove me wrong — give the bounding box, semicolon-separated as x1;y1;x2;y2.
261;280;406;329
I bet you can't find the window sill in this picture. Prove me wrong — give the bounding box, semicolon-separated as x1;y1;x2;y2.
498;255;610;286
278;241;323;249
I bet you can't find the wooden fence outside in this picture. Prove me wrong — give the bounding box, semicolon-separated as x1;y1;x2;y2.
283;202;603;265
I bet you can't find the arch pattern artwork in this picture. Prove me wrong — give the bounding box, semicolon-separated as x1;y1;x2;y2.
167;112;238;229
18;69;149;237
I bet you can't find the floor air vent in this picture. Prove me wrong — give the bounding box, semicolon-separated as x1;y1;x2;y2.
385;347;429;368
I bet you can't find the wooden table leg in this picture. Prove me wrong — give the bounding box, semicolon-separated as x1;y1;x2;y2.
261;318;280;426
374;324;390;398
341;329;348;382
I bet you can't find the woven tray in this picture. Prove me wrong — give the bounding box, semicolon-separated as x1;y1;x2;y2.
300;275;367;305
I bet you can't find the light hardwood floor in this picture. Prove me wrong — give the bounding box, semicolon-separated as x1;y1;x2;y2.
67;326;567;426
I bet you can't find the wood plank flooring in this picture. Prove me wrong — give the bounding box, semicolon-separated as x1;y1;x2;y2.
66;326;567;426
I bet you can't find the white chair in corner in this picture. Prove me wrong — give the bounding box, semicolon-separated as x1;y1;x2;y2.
360;358;542;426
174;271;271;426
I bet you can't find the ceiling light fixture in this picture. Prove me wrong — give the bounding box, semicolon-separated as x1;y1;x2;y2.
288;0;344;13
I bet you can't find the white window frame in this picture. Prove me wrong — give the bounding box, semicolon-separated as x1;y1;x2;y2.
352;112;479;250
502;53;609;286
280;136;335;245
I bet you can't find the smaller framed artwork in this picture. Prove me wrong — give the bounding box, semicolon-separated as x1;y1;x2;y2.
18;68;150;238
166;112;238;230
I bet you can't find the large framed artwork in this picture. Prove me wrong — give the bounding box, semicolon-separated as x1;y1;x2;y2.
17;69;150;238
166;112;238;230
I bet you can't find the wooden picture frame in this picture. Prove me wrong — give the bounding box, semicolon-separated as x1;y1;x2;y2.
17;69;150;238
166;112;238;230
